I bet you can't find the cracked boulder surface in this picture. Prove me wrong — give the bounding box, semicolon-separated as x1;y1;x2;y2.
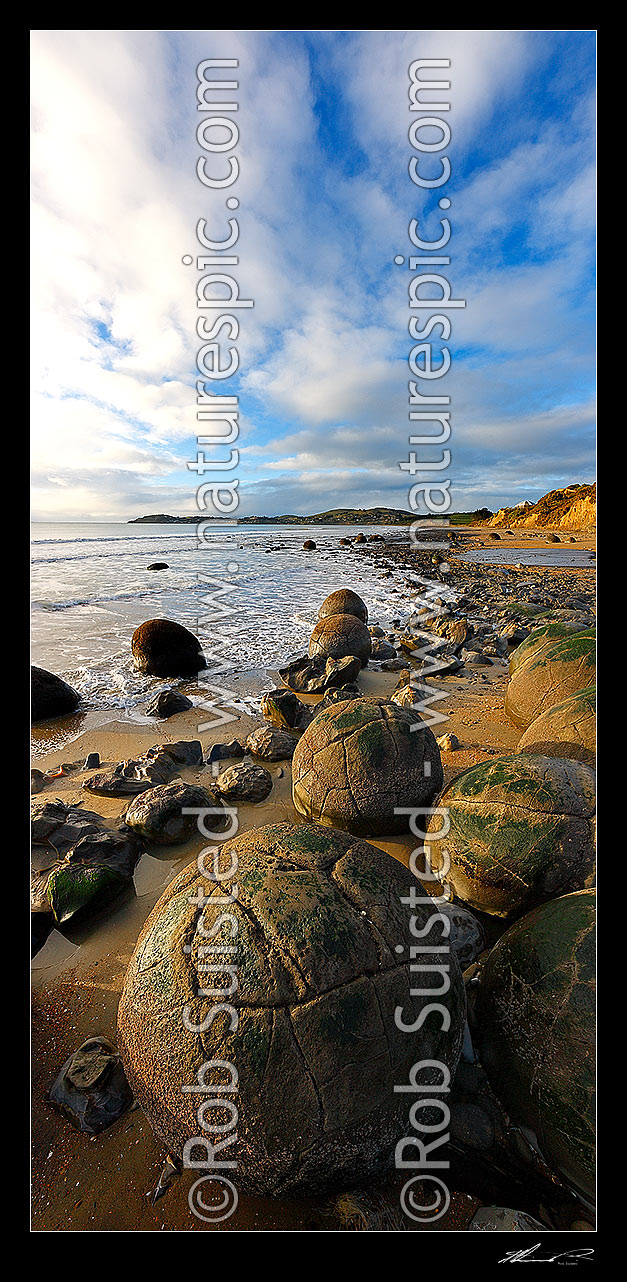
291;696;443;836
505;630;596;730
508;622;591;678
309;613;372;668
427;754;596;919
117;821;465;1195
317;589;368;624
476;889;595;1202
517;686;595;766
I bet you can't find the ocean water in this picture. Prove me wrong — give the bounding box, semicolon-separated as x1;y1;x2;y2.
31;522;419;712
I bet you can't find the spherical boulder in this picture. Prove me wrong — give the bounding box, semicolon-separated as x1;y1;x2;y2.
518;685;595;765
125;781;226;845
509;622;590;677
292;696;443;836
505;630;595;729
309;613;372;668
117;821;466;1195
476;890;595;1200
131;619;206;678
426;754;596;919
31;666;80;723
303;539;316;551
318;589;368;624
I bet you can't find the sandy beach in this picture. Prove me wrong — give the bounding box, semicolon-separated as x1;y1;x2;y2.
31;525;595;1232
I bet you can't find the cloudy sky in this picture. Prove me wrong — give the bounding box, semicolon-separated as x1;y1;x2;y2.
31;30;595;521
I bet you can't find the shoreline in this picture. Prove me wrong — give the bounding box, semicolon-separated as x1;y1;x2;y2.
31;526;595;1232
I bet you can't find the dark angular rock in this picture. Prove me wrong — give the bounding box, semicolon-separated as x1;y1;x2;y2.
216;762;273;802
261;688;313;731
145;690;193;718
31;800;142;941
125;780;227;844
206;740;246;764
49;1036;133;1134
31;666;80;723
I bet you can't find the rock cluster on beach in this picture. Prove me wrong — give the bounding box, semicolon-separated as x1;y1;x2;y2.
32;536;597;1229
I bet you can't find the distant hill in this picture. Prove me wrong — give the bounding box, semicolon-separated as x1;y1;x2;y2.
130;507;417;526
486;484;596;530
129;506;492;526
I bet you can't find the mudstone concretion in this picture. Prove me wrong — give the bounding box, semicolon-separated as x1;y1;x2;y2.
476;890;595;1201
292;696;443;836
427;754;596;919
508;621;590;677
216;762;273;802
317;589;368;624
517;686;595;765
505;630;595;730
31;666;80;723
124;781;226;845
117;821;466;1195
309;613;372;668
131;619;206;678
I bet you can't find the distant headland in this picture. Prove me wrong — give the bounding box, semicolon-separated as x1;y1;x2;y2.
128;506;494;526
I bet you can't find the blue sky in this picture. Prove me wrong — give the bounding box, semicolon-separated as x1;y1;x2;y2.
31;30;595;520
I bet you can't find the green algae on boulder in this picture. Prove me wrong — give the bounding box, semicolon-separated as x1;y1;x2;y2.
309;613;372;668
292;696;442;836
518;686;596;765
508;622;592;677
505;630;595;730
317;589;368;623
117;821;465;1195
476;889;595;1201
426;754;595;918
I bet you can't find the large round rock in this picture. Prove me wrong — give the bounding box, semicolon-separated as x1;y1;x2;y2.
508;622;590;677
131;619;206;678
309;614;372;668
292;697;443;836
505;630;595;729
31;666;80;723
124;781;226;845
476;890;595;1200
117;822;465;1195
427;754;595;918
318;589;368;624
518;686;595;765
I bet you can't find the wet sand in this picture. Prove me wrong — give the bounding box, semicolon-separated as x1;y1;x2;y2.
31;526;595;1232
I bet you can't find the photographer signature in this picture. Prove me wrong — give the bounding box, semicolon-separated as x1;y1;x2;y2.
499;1243;594;1264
